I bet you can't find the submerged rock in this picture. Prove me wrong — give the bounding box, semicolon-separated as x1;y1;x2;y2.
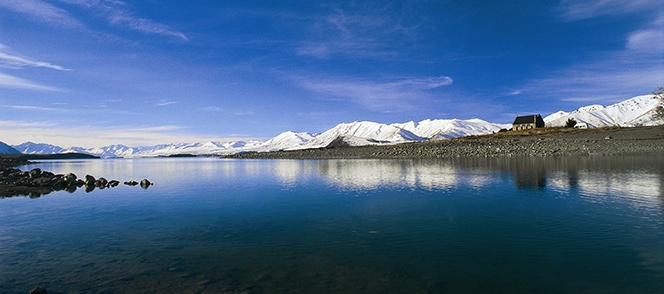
124;180;138;186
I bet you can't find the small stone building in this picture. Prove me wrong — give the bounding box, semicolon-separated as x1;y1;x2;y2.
512;114;545;130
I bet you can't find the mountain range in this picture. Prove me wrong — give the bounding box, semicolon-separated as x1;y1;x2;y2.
3;94;663;158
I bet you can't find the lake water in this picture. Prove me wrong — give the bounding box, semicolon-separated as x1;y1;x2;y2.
1;157;663;293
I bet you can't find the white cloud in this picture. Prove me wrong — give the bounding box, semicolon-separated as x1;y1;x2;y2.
0;52;71;71
0;104;63;111
0;72;63;92
626;14;664;53
0;120;236;148
295;75;452;111
0;0;83;28
296;4;420;59
519;5;664;104
59;0;188;41
200;106;223;112
627;29;664;52
557;0;662;21
156;100;177;106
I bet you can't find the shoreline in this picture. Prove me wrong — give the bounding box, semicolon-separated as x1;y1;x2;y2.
225;126;664;159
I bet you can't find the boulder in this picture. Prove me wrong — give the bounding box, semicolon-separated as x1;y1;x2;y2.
28;168;42;179
52;179;69;190
108;180;120;187
94;177;108;187
84;175;96;186
64;173;77;184
140;179;152;189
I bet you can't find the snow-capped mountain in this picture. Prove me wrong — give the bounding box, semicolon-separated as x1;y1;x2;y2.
301;121;426;149
544;94;664;127
13;142;67;154
12;140;262;158
0;141;21;154
9;119;502;158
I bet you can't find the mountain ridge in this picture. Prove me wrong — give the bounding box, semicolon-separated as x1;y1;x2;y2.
4;94;662;158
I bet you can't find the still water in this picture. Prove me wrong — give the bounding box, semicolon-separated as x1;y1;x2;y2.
1;157;663;293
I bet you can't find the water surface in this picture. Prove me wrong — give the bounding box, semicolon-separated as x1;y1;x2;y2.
1;157;663;293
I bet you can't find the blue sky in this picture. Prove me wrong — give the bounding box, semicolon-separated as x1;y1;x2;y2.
0;0;662;148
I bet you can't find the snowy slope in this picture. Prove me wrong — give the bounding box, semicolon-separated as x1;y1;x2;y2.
257;131;316;151
544;95;664;127
13;142;66;154
0;141;21;154
301;121;425;149
393;118;510;140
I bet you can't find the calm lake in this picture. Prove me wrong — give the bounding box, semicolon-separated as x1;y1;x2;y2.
1;156;663;293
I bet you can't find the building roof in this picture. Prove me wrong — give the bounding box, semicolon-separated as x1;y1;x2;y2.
513;114;542;124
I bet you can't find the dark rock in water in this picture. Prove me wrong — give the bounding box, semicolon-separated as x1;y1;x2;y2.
124;180;139;186
76;179;85;187
85;175;96;186
32;177;52;187
84;184;95;193
29;286;47;294
52;179;69;190
29;168;42;179
94;177;108;187
65;184;77;193
64;173;77;184
108;180;120;187
140;179;152;189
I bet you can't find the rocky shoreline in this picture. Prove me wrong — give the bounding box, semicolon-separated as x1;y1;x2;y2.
226;126;664;159
0;159;152;198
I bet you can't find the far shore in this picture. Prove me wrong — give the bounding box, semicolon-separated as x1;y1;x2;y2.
225;126;664;159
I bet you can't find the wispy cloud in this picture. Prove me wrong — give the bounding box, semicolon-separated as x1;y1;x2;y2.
156;100;177;106
0;0;83;28
0;120;237;148
296;4;421;59
520;4;664;105
626;13;664;53
557;0;662;21
0;104;63;111
0;52;71;71
200;106;223;112
295;75;452;111
59;0;188;41
0;72;63;92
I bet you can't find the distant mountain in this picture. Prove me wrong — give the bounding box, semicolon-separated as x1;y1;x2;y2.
10;94;663;158
544;94;664;127
12;141;66;154
0;141;21;155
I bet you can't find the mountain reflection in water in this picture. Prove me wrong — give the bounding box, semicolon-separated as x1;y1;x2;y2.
267;156;662;197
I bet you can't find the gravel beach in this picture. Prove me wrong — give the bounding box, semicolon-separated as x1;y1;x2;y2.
226;126;664;159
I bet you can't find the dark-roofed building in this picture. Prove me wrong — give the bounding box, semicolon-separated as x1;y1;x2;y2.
513;114;545;131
